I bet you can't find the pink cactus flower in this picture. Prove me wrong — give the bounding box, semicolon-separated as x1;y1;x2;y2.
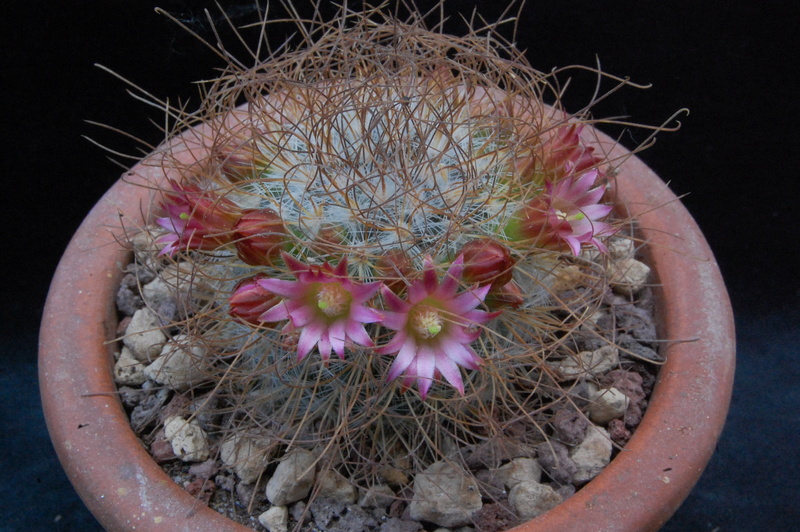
378;256;497;399
156;179;241;256
257;254;383;361
507;169;616;256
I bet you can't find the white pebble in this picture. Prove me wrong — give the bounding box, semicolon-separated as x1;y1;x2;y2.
409;461;482;528
163;416;209;462
266;449;317;506
220;434;270;485
258;505;288;532
569;425;612;483
608;258;650;296
317;468;357;503
123;308;166;362
496;458;542;489
143;334;207;390
551;345;619;378
508;480;562;520
113;346;146;386
588;385;630;424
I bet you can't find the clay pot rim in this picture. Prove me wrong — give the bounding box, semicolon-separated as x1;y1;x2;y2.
39;121;735;532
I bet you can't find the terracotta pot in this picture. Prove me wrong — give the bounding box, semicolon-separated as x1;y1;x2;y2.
39;120;735;531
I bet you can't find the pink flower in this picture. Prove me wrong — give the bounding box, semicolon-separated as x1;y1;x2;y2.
378;256;497;399
257;253;383;361
506;169;616;255
156;179;241;256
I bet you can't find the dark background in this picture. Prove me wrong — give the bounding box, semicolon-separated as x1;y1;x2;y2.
3;1;798;530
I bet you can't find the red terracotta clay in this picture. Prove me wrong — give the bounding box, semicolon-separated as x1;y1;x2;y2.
39;123;735;531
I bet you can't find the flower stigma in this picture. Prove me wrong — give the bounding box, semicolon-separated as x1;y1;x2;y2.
555;208;585;222
412;307;444;339
316;283;351;317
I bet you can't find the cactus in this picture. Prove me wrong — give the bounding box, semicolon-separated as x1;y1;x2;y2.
113;2;681;525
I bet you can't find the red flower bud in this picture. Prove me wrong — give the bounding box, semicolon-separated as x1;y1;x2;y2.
459;240;516;288
312;223;347;255
375;248;415;295
233;209;288;266
484;281;524;310
228;275;280;325
214;135;269;181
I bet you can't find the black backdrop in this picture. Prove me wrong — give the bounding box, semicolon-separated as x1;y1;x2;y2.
3;1;798;530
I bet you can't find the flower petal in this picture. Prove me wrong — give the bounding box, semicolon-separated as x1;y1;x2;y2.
415;346;436;398
439;336;482;370
259;301;290;323
351;304;383;324
257;278;304;299
285;300;315;327
346;321;374;348
352;281;382;302
381;285;411;313
570;169;598;198
437;255;464;298
462;308;495;326
434;348;465;394
450;285;491;313
328;320;347;358
578;204;613;220
386;336;417;382
407;280;429;304
317;330;333;360
422;257;439;294
297;321;324;360
378;330;408;355
381;309;408;331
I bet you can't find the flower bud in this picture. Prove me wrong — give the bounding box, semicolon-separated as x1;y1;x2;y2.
313;223;347;255
459;239;516;288
228;275;280;325
484;281;524;310
375;248;415;295
214;135;268;181
233;209;288;266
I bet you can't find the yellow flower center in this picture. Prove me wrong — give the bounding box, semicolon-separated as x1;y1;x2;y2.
554;208;584;223
316;283;351;317
412;307;444;339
